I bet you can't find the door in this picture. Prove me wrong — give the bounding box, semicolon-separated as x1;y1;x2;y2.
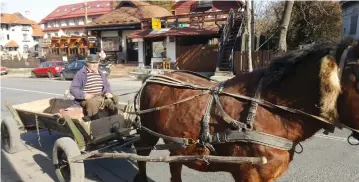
63;61;77;78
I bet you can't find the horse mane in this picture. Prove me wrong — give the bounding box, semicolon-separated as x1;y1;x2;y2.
260;37;357;123
264;38;356;86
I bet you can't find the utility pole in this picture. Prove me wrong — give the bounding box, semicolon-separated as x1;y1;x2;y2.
84;0;88;24
246;0;253;72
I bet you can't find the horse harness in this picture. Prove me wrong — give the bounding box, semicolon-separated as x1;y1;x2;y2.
128;45;359;152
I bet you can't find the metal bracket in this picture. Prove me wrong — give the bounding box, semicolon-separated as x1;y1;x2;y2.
63;116;86;150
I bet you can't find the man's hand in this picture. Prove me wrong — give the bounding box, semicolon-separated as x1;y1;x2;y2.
105;92;113;98
85;93;94;100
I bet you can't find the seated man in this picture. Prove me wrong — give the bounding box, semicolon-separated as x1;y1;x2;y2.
70;54;118;120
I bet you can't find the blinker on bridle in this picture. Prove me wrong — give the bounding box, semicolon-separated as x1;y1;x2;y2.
336;45;359;145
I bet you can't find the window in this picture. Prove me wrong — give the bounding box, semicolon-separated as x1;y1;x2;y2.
7;34;9;40
23;45;29;53
0;33;4;41
102;37;119;51
48;62;54;67
39;62;47;68
74;19;79;25
44;23;48;28
55;62;65;66
350;9;358;35
47;33;51;38
152;41;166;58
91;17;96;22
74;32;79;35
55;33;58;36
66;20;70;26
23;34;28;41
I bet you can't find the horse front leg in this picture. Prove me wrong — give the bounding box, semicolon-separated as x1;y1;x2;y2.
170;163;183;182
133;131;159;182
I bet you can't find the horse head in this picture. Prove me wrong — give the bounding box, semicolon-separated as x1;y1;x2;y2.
334;39;359;144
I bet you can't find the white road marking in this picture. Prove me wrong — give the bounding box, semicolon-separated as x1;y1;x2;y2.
1;87;63;96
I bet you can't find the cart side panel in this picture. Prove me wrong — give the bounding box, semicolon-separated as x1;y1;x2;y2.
17;111;74;136
90;114;132;142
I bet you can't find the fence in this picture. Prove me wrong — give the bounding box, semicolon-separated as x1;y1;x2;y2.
233;50;282;74
0;57;41;68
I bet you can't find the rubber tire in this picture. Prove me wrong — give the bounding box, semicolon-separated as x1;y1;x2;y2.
60;73;66;81
48;72;54;79
31;71;37;78
53;137;84;182
1;117;21;154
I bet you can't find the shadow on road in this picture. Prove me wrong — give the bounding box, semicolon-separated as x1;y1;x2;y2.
1;151;24;182
15;131;155;182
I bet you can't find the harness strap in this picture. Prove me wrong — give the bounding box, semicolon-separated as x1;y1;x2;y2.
220;91;336;132
245;78;263;130
210;130;294;151
124;91;210;115
140;126;196;146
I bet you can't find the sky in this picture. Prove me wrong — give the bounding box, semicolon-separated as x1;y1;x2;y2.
1;0;86;23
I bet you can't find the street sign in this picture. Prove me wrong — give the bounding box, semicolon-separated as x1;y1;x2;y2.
152;18;161;30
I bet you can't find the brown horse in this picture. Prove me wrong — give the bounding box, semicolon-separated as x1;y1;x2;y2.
133;38;359;182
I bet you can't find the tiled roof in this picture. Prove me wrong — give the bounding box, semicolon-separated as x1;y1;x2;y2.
39;0;113;24
5;40;19;47
32;24;44;37
86;1;172;27
1;13;44;37
128;26;219;39
1;13;35;24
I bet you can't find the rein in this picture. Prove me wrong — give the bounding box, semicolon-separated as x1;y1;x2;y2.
125;71;341;152
124;46;359;152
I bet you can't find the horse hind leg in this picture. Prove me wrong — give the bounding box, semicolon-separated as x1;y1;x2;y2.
133;131;159;182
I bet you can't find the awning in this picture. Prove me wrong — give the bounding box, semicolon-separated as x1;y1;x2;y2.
127;27;220;39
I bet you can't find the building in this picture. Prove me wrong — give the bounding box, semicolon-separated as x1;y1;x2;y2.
85;0;172;63
171;0;245;15
340;1;359;39
127;1;245;75
39;0;115;39
0;13;44;53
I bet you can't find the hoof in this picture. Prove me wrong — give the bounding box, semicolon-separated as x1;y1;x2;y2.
133;174;148;182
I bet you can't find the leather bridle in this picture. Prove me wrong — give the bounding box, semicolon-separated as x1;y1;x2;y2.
336;46;359;144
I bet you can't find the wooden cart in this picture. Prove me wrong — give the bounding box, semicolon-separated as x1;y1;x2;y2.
1;97;267;182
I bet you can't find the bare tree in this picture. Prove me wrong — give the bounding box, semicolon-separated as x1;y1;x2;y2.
246;0;253;72
278;0;294;52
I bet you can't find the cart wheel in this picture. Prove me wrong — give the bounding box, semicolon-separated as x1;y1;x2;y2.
60;73;66;81
31;71;37;78
1;117;21;154
48;72;54;79
53;137;84;182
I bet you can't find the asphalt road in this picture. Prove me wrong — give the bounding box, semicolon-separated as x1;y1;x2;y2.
1;76;358;182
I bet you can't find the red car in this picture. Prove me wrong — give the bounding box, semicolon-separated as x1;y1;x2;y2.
31;61;66;78
1;66;8;75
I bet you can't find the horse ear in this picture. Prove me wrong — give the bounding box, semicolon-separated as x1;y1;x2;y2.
319;55;342;123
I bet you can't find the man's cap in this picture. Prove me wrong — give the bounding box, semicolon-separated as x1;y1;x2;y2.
86;54;100;63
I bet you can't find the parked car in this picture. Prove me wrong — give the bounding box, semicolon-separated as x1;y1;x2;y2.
1;66;8;75
59;60;111;80
31;61;66;78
